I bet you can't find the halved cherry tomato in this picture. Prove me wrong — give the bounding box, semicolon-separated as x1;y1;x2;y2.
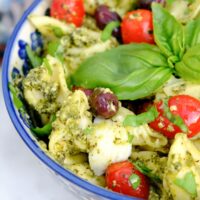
106;161;149;199
50;0;85;27
149;95;200;139
121;9;155;44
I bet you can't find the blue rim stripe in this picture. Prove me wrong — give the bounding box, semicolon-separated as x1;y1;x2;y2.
2;1;141;200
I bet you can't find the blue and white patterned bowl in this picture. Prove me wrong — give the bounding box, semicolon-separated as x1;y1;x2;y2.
2;1;141;199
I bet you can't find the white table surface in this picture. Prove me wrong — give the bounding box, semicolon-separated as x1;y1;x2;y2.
0;68;78;200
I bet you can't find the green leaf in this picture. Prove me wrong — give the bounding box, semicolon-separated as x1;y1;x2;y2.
129;174;141;190
26;45;43;68
43;58;52;75
101;21;120;42
127;133;134;143
174;171;197;198
152;3;185;61
47;40;60;56
185;18;200;49
175;45;200;82
8;83;24;110
123;106;159;127
134;160;162;183
162;99;188;133
72;43;172;100
31;115;56;137
51;26;64;37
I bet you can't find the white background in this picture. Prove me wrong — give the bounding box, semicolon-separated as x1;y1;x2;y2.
0;68;78;200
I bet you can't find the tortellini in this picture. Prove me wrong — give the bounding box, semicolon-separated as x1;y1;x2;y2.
163;134;200;200
87;121;132;176
49;90;92;163
156;76;200;100
67;162;105;187
112;107;168;150
23;55;70;115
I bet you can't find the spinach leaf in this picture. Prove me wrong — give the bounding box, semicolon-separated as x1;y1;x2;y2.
175;45;200;82
71;44;172;100
152;3;185;62
185;18;200;49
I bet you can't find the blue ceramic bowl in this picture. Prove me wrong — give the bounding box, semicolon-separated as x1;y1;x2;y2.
2;1;141;199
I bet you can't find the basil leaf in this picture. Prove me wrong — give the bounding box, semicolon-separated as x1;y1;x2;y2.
72;43;172;100
43;58;52;75
175;45;200;82
129;174;141;190
174;171;197;198
47;40;60;56
152;3;185;61
31;115;56;137
8;83;24;110
163;99;188;133
101;21;120;42
123;106;159;127
134;161;162;183
185;18;200;49
26;45;43;68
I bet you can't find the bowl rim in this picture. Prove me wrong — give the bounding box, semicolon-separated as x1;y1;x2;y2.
2;1;142;200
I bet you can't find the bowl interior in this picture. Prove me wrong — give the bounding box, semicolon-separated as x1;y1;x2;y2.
2;1;141;200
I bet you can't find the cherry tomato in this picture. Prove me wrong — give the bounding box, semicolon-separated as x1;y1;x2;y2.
106;161;150;199
50;0;85;27
121;9;155;44
149;95;200;139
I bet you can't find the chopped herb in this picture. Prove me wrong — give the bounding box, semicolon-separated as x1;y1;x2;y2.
26;45;43;68
43;58;52;75
83;127;93;135
47;41;60;56
128;133;134;143
174;171;197;198
163;99;188;133
8;83;24;110
52;26;64;37
101;21;120;42
129;174;141;190
134;161;162;183
123;106;159;127
31;114;56;137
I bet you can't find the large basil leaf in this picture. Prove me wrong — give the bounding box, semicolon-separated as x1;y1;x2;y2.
185;18;200;49
71;43;172;100
175;45;200;82
152;3;185;61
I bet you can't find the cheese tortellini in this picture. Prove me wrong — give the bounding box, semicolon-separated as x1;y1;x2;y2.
164;134;200;200
23;55;70;116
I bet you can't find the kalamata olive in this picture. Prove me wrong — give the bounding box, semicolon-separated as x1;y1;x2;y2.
95;5;122;42
72;86;93;97
137;0;165;9
89;88;119;119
